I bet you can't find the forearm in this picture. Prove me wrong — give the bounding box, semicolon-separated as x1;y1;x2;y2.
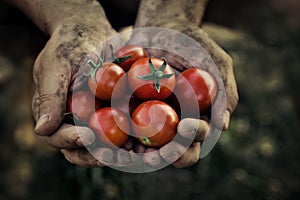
135;0;208;28
8;0;112;35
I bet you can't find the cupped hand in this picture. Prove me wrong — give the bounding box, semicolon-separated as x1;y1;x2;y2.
31;16;135;167
129;24;239;168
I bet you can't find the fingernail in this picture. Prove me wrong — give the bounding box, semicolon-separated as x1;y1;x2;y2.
117;151;132;166
77;128;95;146
180;129;196;139
165;151;180;164
177;119;198;139
34;114;49;133
144;149;162;167
159;142;185;163
100;149;115;165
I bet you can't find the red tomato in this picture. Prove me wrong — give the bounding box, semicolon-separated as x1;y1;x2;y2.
88;62;126;101
114;45;148;71
88;107;130;147
175;68;217;116
66;90;103;122
132;100;179;147
128;57;176;100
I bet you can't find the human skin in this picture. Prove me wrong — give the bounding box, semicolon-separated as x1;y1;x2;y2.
8;0;238;168
132;0;238;168
8;0;124;167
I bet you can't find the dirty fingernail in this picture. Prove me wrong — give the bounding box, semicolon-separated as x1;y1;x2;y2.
97;149;115;165
116;150;132;166
144;148;162;167
177;118;198;139
77;128;95;146
34;114;49;133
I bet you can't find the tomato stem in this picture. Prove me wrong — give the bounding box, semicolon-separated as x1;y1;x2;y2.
86;54;103;83
141;137;151;145
109;44;133;65
137;57;174;93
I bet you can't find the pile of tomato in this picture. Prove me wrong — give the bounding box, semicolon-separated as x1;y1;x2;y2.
66;45;217;149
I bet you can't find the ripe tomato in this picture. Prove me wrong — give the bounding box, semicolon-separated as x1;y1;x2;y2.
66;90;103;122
113;45;148;72
128;57;176;100
132;100;179;147
88;62;126;101
175;68;217;116
88;107;130;147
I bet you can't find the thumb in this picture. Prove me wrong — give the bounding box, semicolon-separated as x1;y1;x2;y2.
32;51;70;136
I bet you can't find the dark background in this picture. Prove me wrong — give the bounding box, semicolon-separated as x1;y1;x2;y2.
1;0;300;199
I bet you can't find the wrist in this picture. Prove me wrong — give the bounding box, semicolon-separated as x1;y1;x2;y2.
10;0;114;36
134;0;208;28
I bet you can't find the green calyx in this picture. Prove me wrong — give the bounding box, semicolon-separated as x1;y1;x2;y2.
86;54;103;83
137;57;174;93
109;44;132;65
141;137;151;145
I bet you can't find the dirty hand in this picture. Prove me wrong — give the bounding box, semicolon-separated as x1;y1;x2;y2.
30;2;134;167
129;25;238;168
129;0;238;168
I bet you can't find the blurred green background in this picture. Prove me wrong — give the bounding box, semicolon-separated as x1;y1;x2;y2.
1;0;300;199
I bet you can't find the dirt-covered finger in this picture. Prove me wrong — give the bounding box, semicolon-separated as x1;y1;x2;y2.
44;124;95;149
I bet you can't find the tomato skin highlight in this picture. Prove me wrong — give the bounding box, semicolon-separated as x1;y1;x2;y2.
115;45;148;71
175;68;217;115
88;62;126;101
132;100;179;147
88;107;130;147
128;57;176;100
66;91;103;122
